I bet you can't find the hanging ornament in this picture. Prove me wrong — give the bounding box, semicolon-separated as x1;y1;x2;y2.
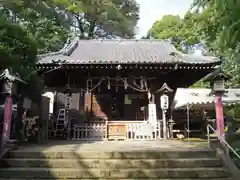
107;78;111;89
144;80;148;89
140;77;144;89
124;78;128;89
147;91;151;100
133;79;137;85
86;79;92;93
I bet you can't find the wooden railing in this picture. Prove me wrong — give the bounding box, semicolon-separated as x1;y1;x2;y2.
126;122;162;140
72;121;162;140
73;123;106;140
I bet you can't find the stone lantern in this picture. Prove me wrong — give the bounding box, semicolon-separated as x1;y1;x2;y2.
204;68;231;140
0;69;26;151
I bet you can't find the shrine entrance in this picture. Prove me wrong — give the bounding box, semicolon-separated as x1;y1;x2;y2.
85;76;151;122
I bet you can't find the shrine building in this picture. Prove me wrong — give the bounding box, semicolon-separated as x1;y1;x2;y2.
36;39;221;140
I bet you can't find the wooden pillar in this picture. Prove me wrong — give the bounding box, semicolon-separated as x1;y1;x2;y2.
40;96;50;142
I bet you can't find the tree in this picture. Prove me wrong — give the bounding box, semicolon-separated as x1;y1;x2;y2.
147;14;203;53
3;0;140;39
0;0;72;54
0;16;37;70
0;15;43;101
147;15;183;50
51;0;140;38
1;0;140;52
192;0;240;50
146;3;240;87
191;1;240;88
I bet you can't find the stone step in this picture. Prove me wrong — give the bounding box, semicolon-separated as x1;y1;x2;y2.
6;149;216;159
3;158;222;168
0;167;231;179
0;178;233;180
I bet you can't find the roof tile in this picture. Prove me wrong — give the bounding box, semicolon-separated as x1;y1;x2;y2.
37;39;220;65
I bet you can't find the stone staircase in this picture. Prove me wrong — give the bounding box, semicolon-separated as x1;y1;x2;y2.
0;148;233;179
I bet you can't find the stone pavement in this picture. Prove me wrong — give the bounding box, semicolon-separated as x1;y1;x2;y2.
16;140;209;152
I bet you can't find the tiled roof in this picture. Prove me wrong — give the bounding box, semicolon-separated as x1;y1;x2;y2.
37;39;221;65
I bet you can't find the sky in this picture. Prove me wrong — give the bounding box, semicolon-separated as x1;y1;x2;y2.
136;0;193;39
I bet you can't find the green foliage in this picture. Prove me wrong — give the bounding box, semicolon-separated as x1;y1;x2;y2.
147;14;203;52
0;16;43;102
54;0;140;38
147;1;240;89
193;0;240;49
1;0;140;52
23;18;70;54
148;15;184;51
0;16;37;70
0;0;71;54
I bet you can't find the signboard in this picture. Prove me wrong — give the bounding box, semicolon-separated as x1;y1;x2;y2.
148;103;157;126
160;94;169;109
1;95;13;150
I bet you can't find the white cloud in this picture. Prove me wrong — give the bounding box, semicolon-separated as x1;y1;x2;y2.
136;0;193;38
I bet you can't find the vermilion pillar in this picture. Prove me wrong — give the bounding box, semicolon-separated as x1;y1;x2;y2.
1;95;13;150
0;69;26;152
215;93;224;139
204;68;231;140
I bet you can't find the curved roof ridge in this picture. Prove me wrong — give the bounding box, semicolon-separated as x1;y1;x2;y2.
37;37;79;58
62;38;79;56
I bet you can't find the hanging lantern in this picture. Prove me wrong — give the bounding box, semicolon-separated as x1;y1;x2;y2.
160;94;169;110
